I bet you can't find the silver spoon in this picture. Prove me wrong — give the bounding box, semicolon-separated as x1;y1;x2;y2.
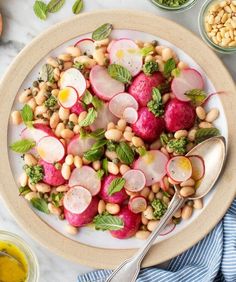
0;250;24;268
106;136;226;282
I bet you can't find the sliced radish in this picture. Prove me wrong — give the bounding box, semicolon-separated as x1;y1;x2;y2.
107;39;116;53
108;92;138;118
90;103;118;131
67;135;96;157
160;223;176;236
37;136;65;163
128;196;147;214
109;39;142;76
133;150;168;186
90;65;124;101
63;186;92;214
188;155;205;181
166;156;192;182
21;124;53;143
171;68;204;102
69;166;101;196
74;38;95;56
123;169;146;192
58;86;78;109
123;107;138;124
60;68;86;97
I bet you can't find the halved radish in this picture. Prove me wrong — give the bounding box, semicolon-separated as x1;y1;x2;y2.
133;150;169;186
67;135;96;157
109;39;142;76
107;39;116;53
128;196;147;214
58;86;78;109
166;156;192;182
69;166;101;196
37;136;65;163
171;68;204;102
90;65;124;101
21;124;53;143
188;155;205;181
108;92;138;118
60;68;86;97
123;107;138;124
74;38;95;56
123;169;146;192
90;103;118;131
160;223;176;236
63;186;92;214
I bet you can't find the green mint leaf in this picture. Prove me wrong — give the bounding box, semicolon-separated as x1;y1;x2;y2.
47;0;65;13
89;128;106;139
108;64;132;84
79;108;97;127
164;58;176;76
116;142;135;165
92;139;107;150
72;0;83;14
195;128;220;144
51;192;64;207
97;169;105;180
82;90;93;105
92;96;104;110
33;1;48;20
31;198;49;214
24;164;44;185
147;87;164;117
143;61;159;76
40;64;54;82
92;23;113;41
93;213;124;231
84;147;104;162
10;139;36;153
108;177;126;196
185;89;207;106
102;158;108;175
136;146;147;156
21;104;33;125
19;186;31;196
140;46;154;56
167;137;188;155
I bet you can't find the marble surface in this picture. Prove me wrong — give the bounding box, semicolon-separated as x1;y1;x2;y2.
0;1;235;282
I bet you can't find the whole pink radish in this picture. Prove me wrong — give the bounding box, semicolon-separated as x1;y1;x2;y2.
71;101;85;115
99;174;128;204
164;98;196;132
64;196;99;227
38;159;66;186
128;72;164;107
110;206;141;239
132;107;165;142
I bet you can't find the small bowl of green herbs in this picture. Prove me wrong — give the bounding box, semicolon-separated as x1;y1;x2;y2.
150;0;198;12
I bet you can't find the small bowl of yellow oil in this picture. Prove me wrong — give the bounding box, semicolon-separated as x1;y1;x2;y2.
0;231;39;282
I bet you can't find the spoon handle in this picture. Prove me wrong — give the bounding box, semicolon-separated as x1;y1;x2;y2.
106;192;185;282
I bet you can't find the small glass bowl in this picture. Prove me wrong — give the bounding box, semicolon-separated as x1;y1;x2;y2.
199;0;236;54
150;0;198;12
0;230;39;282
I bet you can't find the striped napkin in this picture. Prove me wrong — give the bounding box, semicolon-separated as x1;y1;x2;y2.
78;199;236;282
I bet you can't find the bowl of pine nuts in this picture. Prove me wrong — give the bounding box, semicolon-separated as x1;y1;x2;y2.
199;0;236;53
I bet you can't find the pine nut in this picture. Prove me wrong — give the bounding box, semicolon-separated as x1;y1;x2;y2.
35;183;51;193
61;129;74;139
25;192;38;201
19;172;28;187
147;220;159;231
61;163;71;180
107;162;119;175
205;108;219;122
188;129;197;141
181;205;193;219
180;178;195;187
59;107;70;121
143;206;154;220
119;164;130;175
151;183;160;193
106;203;120;215
193;198;203;209
65;154;74;166
174;130;188;139
180;186;195;197
98;200;106;214
24;153;38;166
19;89;32;103
48;203;61;215
105;129;122;141
92;160;101;170
65;224;78;235
135;230;150;240
140;187;151;198
199;122;213;128
74;156;83;168
196;106;206;120
66;46;81;57
56;185;69;192
132;136;144;147
11;111;22;125
50;112;60;129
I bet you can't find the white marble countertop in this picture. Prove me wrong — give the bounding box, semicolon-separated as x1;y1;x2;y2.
0;1;235;281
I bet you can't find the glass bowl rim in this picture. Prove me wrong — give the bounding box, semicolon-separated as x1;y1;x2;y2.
150;0;198;11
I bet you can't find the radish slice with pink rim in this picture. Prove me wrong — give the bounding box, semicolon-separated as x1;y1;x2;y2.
107;40;116;53
60;68;86;97
166;156;192;182
108;92;139;118
63;186;92;214
171;68;204;102
58;86;78;109
123;107;138;124
37;136;65;163
123;169;146;192
67;135;96;157
128;196;147;214
69;166;101;196
109;39;143;76
90;65;125;101
74;38;95;56
133;150;169;186
188;155;205;181
21;124;53;143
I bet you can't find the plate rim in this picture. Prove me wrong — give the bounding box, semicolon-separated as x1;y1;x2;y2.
0;9;236;269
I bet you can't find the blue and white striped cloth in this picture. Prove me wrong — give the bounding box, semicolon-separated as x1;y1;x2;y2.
78;199;236;282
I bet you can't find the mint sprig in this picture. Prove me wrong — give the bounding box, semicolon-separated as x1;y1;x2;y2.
108;177;126;196
108;64;132;84
93;213;124;231
10;139;36;153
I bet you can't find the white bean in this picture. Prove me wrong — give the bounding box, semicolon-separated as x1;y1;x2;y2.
135;230;150;240
106;203;120;215
65;224;78;235
24;153;38;166
205;108;219;122
61;163;71;180
98;200;106;214
105;129;122;141
11;111;22;125
35;183;51;193
107;162;119;175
